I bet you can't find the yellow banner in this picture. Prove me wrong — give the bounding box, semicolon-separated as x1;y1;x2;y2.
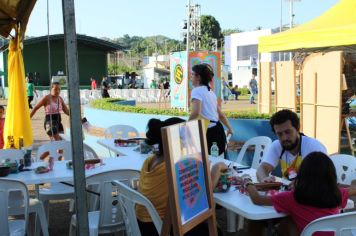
4;35;33;148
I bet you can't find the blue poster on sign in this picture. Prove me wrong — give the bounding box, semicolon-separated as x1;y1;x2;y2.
175;158;209;224
171;123;209;224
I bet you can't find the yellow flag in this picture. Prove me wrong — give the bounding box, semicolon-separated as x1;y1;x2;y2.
4;35;33;148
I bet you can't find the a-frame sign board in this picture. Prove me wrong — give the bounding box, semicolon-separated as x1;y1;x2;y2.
160;120;217;236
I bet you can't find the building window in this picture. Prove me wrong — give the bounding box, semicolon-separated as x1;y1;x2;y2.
237;45;258;61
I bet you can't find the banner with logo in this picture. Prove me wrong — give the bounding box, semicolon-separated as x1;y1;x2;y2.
170;51;188;110
188;51;222;106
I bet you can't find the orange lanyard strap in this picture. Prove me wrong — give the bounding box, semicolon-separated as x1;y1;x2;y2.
282;154;301;178
280;135;303;178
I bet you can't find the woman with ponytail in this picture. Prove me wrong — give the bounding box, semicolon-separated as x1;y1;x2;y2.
189;63;233;157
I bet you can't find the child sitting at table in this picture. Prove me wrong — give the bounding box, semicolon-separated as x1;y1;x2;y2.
243;152;356;235
136;117;224;236
0;105;5;149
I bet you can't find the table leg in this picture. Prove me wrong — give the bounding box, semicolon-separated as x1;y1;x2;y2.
226;210;236;232
267;220;274;236
34;184;40;236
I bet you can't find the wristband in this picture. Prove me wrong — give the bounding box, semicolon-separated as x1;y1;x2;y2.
244;182;254;189
243;178;253;189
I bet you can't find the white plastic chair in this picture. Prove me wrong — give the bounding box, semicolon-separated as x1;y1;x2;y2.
148;89;158;103
330;154;356;185
83;143;99;160
129;89;138;100
301;211;356;236
235;136;272;169
36;140;72;161
112;180;162;236
36;141;74;223
116;89;123;99
230;136;272;232
104;125;139;139
0;179;29;236
80;90;90;105
0;149;49;236
69;169;140;236
122;89;129;99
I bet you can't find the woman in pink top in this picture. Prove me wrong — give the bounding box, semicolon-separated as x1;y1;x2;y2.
31;82;69;141
244;152;356;235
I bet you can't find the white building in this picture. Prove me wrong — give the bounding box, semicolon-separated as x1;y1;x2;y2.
142;54;170;67
142;62;169;88
225;29;280;88
142;54;170;88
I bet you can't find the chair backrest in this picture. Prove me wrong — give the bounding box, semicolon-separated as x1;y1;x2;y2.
112;180;162;236
86;170;140;233
236;136;272;169
83;143;99;160
330;154;356;185
104;125;139;139
301;211;356;236
0;149;25;162
345;172;356;186
36;140;72;161
0;179;29;236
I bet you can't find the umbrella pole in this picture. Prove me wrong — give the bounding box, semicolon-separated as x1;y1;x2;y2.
62;0;89;235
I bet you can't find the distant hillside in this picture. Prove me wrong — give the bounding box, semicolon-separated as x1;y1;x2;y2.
106;34;184;57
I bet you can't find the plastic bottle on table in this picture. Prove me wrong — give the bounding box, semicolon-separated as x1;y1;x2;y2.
210;142;219;157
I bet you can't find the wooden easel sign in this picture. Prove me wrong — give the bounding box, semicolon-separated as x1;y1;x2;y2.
160;120;217;236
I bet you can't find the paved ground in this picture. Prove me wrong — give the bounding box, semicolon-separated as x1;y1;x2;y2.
2;97;257;236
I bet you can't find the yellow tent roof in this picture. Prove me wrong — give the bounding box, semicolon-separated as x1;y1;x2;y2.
259;0;356;53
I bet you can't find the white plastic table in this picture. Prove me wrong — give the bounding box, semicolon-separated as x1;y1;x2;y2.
95;143;288;226
209;156;354;233
97;138;148;157
209;156;287;233
2;157;145;185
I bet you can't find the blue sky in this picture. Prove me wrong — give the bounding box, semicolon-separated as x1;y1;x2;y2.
26;0;339;40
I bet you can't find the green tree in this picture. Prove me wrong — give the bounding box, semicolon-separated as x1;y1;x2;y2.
222;28;243;36
200;15;222;50
108;62;135;75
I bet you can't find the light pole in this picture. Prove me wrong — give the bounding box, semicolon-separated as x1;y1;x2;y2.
287;0;301;60
279;0;283;61
186;0;191;53
289;0;293;60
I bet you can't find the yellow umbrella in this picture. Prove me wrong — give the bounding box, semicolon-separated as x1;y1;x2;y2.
4;34;33;148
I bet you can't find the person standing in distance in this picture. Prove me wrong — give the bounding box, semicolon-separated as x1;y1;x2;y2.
256;109;327;182
26;76;38;109
101;76;110;98
30;82;69;141
90;78;97;90
248;73;258;104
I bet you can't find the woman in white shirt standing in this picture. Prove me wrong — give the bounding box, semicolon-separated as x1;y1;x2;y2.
189;63;233;156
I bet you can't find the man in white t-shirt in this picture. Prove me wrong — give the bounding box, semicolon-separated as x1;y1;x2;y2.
256;109;327;182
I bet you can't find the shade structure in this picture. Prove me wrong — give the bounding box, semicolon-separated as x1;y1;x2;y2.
0;0;37;39
259;0;356;53
4;34;33;148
